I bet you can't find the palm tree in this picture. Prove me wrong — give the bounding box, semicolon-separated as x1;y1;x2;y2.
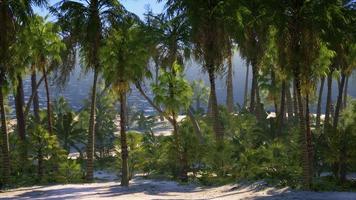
271;0;337;189
101;14;150;186
0;0;47;185
52;0;122;181
163;0;230;141
9;25;32;164
24;16;65;134
229;0;272;122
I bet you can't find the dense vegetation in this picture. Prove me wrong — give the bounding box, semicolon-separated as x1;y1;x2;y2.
0;0;355;191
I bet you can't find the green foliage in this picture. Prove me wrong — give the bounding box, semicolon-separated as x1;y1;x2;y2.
101;15;150;95
131;111;156;132
94;91;117;158
321;101;356;178
57;160;83;183
53;97;85;154
228;112;301;187
191;79;210;112
126;132;145;179
152;62;193;115
28;125;68;183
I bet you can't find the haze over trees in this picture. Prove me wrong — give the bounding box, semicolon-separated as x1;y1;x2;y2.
0;0;356;194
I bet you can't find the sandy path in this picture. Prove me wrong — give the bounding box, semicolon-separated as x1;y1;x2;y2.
1;178;356;200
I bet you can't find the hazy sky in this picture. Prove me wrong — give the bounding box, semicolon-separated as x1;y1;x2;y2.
34;0;165;20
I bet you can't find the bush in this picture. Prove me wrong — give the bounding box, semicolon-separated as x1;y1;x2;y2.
56;159;84;183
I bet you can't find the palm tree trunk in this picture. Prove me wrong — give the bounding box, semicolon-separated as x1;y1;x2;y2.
31;67;40;122
255;77;263;122
154;61;165;121
226;51;234;113
0;85;10;185
316;77;325;131
135;82;174;124
120;92;129;186
243;61;249;109
305;93;314;183
343;76;349;109
295;77;312;190
293;79;299;121
286;83;294;120
250;63;257;113
187;107;204;144
333;74;346;129
14;75;27;163
42;65;52;134
277;81;286;136
86;67;98;181
208;69;224;141
271;71;278;115
324;73;333;132
207;92;212;116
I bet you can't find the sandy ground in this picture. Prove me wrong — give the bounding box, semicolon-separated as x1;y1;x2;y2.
1;177;356;200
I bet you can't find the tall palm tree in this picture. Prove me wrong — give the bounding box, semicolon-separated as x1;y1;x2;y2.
142;11;194;180
52;0;122;181
229;0;272;121
24;16;65;134
0;0;47;185
271;0;336;189
101;14;150;186
163;0;230;141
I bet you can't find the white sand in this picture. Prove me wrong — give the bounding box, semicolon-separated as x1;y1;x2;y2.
1;177;356;200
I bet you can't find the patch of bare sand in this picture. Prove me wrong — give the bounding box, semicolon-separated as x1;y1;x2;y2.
1;178;356;200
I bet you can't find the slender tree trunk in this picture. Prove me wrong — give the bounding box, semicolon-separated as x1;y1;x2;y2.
42;65;52;134
135;82;174;124
277;81;286;136
255;76;263;122
333;74;346;129
271;71;278;115
316;77;325;131
226;50;234;113
295;77;313;190
187;107;204;144
243;61;249;109
31;67;40;122
154;61;165;121
250;63;257;113
332;74;346;179
286;83;294;120
86;67;98;181
305;93;314;183
207;92;212;116
14;75;27;163
343;76;349;109
208;69;224;141
120;92;129;186
0;85;10;185
324;73;333;132
293;79;299;121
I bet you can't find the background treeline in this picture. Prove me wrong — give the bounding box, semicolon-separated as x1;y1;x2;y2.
0;0;355;191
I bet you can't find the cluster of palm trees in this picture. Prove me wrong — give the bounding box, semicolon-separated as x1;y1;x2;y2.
0;0;355;190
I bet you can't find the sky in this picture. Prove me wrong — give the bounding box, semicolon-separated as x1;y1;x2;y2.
34;0;165;20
